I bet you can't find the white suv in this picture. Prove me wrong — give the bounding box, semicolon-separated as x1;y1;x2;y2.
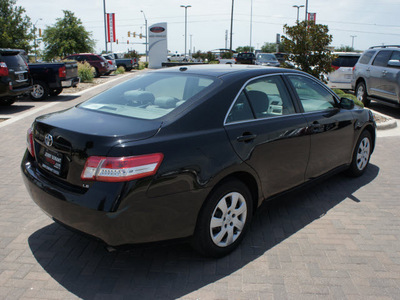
326;52;361;90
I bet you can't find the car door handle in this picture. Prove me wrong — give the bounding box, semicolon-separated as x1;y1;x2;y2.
236;133;257;143
382;70;387;76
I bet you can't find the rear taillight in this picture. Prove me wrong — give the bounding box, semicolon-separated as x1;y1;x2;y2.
58;66;66;78
0;62;9;76
108;60;112;65
27;127;35;158
81;153;164;182
130;59;133;64
332;65;340;70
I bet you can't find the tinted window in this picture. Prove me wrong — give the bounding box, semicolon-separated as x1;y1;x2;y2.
288;75;336;112
226;75;295;123
359;50;376;64
390;51;400;61
80;73;217;120
372;50;392;67
90;55;101;61
1;54;26;68
332;55;360;67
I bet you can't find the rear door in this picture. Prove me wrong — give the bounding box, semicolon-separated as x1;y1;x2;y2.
369;50;393;99
224;74;310;198
382;50;400;102
285;74;355;179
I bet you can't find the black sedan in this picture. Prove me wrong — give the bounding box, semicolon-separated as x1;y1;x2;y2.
21;65;376;257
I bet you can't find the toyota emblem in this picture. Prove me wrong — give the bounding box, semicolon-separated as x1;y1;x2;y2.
45;134;53;147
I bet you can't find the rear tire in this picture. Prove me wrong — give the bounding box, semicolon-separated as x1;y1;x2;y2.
346;130;372;177
191;179;253;257
0;98;15;106
30;80;49;101
356;81;370;107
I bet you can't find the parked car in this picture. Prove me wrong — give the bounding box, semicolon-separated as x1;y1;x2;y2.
352;45;400;107
0;48;32;105
235;52;256;64
255;53;280;67
168;53;190;62
326;52;361;90
22;65;376;257
101;54;117;75
28;61;80;100
64;53;108;77
106;53;137;71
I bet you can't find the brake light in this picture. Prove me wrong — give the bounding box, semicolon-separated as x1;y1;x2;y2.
27;127;35;158
108;60;112;65
58;66;66;78
130;59;133;65
81;153;164;182
0;62;9;76
332;65;340;70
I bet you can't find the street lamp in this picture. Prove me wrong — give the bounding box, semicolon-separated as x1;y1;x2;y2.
33;18;42;62
180;5;191;60
230;0;234;51
292;5;304;23
140;10;148;62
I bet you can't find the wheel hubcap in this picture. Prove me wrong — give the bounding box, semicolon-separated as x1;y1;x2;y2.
210;192;247;247
32;84;44;98
356;137;370;171
357;86;364;102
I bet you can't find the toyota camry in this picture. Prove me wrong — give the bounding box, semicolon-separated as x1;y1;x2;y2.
21;65;376;257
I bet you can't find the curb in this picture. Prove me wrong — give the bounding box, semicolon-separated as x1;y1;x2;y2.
372;110;398;130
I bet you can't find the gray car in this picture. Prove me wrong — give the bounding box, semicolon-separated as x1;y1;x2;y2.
352;45;400;107
255;53;280;67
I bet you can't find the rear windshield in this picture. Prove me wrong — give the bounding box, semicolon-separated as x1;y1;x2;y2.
0;53;26;68
79;72;218;120
332;55;360;68
256;54;278;62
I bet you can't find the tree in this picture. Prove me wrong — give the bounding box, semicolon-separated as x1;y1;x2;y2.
260;42;284;53
235;46;254;53
335;46;355;52
281;21;335;82
43;10;95;60
0;0;33;50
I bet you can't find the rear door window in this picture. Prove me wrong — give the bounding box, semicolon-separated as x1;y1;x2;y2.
372;50;392;67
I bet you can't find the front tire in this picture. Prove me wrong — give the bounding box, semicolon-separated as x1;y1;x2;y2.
356;81;370;107
192;179;253;257
30;80;49;101
346;130;372;177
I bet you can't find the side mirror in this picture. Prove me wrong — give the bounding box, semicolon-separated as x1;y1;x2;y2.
387;60;400;68
340;97;355;109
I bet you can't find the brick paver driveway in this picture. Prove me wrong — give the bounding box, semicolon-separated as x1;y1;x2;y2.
1;75;399;299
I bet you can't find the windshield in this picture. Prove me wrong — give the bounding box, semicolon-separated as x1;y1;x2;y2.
256;54;278;62
79;72;217;120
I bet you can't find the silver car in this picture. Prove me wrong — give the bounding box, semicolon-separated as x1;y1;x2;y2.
255;53;280;67
102;54;118;75
352;45;400;107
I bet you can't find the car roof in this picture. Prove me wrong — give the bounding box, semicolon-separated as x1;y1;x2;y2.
332;52;362;56
153;64;302;78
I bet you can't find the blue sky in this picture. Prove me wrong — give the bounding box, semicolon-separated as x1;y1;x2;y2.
17;0;400;54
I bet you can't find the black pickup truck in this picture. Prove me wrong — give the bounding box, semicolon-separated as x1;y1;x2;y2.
28;62;80;100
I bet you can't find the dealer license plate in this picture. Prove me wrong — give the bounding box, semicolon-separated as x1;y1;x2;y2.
41;148;63;176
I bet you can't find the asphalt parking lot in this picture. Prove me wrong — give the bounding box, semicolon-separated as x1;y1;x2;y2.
0;75;399;299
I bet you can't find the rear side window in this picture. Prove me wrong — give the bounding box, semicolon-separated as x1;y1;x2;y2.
80;73;217;120
332;55;360;68
359;50;376;65
372;50;392;67
90;55;101;61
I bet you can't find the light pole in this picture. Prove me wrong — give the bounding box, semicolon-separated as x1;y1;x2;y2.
180;5;191;59
33;18;42;62
103;0;107;53
140;10;148;63
250;0;253;52
351;35;357;49
292;5;304;23
230;0;234;51
305;0;309;22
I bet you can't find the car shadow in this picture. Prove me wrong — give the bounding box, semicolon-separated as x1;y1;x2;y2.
0;104;34;114
28;164;379;299
17;94;81;103
369;101;400;120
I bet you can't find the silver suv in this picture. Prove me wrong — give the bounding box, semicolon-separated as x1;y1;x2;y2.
352;45;400;107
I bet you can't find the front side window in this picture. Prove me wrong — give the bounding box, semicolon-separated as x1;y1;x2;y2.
226;75;295;123
372;50;392;67
79;72;217;120
287;75;336;112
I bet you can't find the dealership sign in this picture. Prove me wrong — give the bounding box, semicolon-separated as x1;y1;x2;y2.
107;13;116;43
148;23;168;69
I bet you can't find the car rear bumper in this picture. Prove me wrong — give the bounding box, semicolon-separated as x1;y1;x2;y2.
21;152;207;246
61;77;80;88
0;84;32;98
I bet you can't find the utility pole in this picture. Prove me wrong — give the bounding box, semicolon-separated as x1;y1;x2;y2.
180;5;191;59
250;0;253;52
225;30;228;49
305;0;308;22
351;35;357;49
141;10;148;62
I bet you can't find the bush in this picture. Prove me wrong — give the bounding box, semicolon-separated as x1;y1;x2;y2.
113;66;125;75
333;89;364;108
138;61;148;70
77;61;94;83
